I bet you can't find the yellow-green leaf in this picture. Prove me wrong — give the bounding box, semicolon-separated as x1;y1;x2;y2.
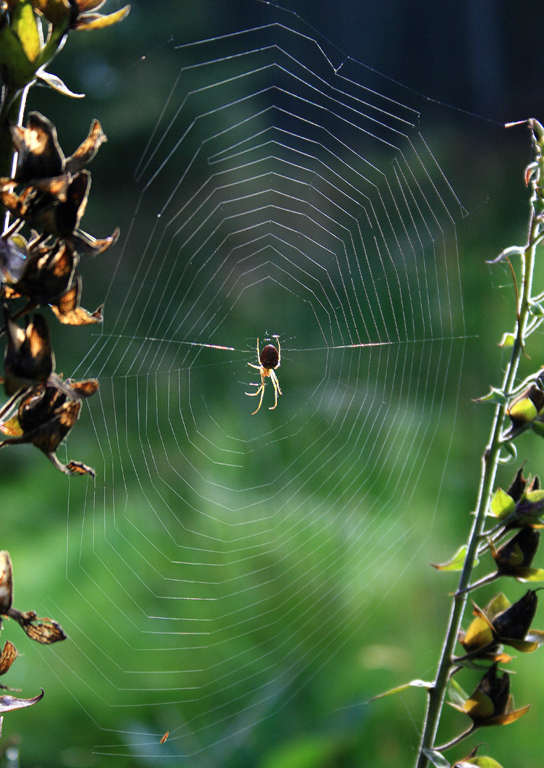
490;488;515;519
461;758;504;768
485;593;511;619
464;688;494;719
525;489;544;503
0;416;23;437
486;704;531;726
432;545;477;572
0;24;36;88
462;614;494;651
515;566;544;581
498;333;515;348
74;6;131;31
12;0;42;63
508;397;538;422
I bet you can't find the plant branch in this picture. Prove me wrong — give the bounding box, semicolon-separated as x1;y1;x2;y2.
414;118;544;768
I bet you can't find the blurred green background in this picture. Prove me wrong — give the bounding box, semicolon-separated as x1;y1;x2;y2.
3;2;544;767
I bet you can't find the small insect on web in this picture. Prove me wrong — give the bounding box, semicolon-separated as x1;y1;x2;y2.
245;336;282;414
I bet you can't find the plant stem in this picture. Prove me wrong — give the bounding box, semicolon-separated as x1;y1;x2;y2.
414;119;543;767
0;84;28;224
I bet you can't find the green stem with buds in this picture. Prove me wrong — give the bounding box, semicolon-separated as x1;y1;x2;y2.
415;118;544;768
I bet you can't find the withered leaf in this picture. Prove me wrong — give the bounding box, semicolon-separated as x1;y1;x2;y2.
64;460;96;478
10;113;64;183
68;226;120;257
2;172;89;238
8;609;67;644
13;385;82;453
0;380;98;477
0;415;23;437
9;113;107;182
51;273;103;325
0;235;27;283
492;589;539;641
0;552;13;615
0;689;43;713
8;241;77;308
3;311;54;395
65;120;107;174
54;171;90;237
68;378;99;398
52;303;103;326
0;642;18;676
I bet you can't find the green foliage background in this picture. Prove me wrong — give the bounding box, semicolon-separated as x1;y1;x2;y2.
3;2;544;767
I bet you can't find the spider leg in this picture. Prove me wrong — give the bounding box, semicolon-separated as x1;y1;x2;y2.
245;383;263;395
273;335;281;366
268;370;282;410
247;382;265;414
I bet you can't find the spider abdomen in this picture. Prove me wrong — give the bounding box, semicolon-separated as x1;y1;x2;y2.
260;345;279;370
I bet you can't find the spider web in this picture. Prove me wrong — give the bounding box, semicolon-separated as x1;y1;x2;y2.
11;1;499;764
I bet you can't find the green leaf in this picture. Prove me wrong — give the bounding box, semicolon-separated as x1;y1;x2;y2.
526;489;544;503
448;677;469;708
369;678;433;702
432;545;477;572
498;440;517;462
498;332;515;348
529;302;544;317
485;592;511;619
474;387;507;405
0;24;36;88
489;488;515;519
466;758;504;768
532;420;544;438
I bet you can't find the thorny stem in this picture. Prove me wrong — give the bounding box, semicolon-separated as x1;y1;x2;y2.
415;119;544;768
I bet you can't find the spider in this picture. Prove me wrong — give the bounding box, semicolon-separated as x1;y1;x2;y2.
245;336;282;414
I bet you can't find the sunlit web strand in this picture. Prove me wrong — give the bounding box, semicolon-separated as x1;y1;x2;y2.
86;333;471;356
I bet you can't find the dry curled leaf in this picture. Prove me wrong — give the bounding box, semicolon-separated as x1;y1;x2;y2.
4;240;77;310
0;551;13;616
0;642;18;676
51;272;103;325
0;380;98;476
3;310;54;395
9;112;107;183
7;610;67;644
0;689;43;713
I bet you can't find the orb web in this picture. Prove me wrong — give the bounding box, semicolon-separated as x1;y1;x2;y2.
28;3;476;761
